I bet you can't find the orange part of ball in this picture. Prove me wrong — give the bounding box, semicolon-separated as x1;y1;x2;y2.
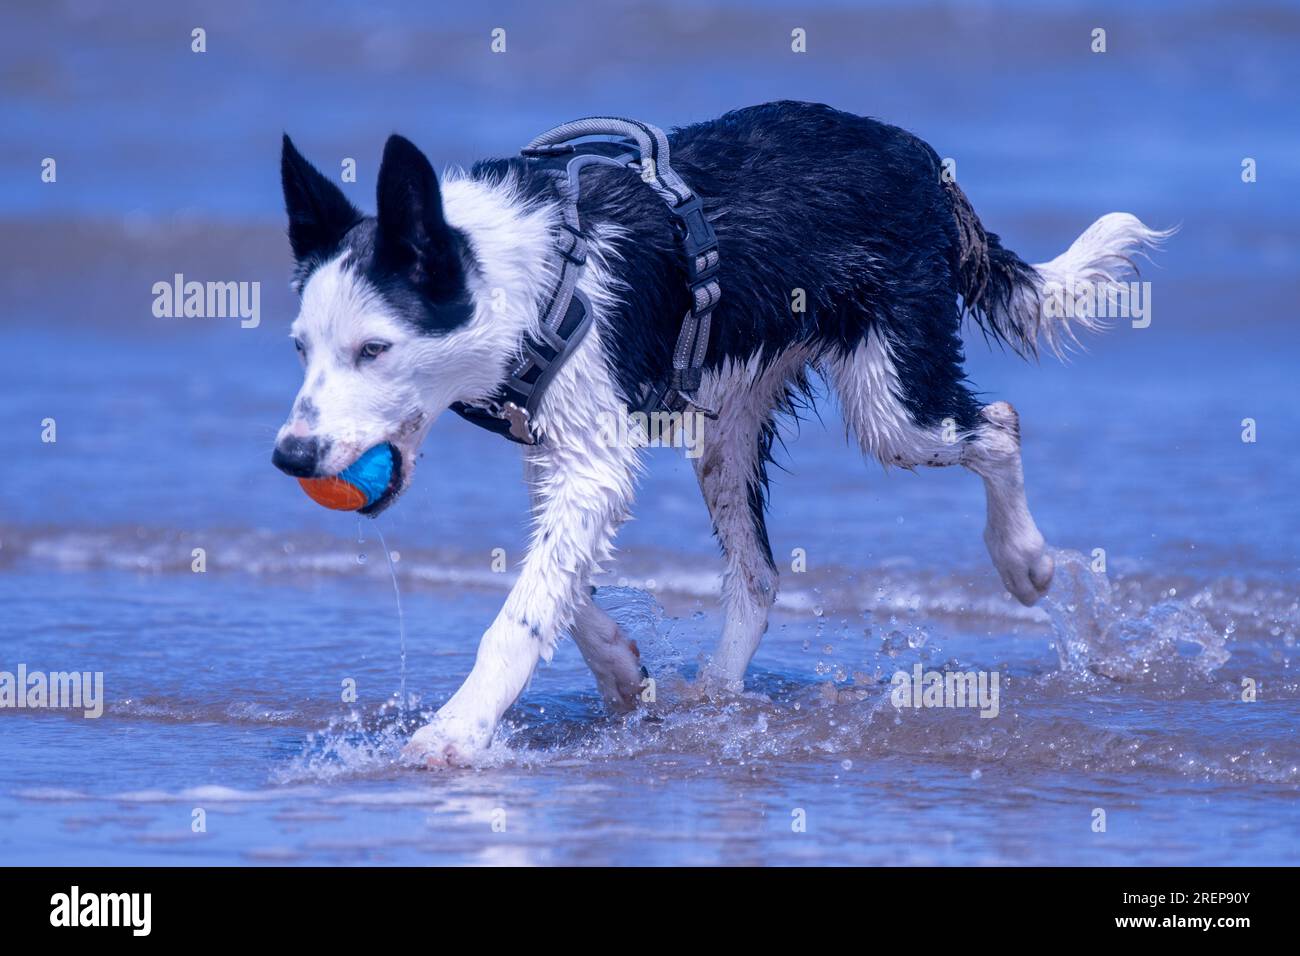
298;476;367;511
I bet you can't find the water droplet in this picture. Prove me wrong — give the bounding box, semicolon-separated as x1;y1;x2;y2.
357;552;368;565
841;759;853;771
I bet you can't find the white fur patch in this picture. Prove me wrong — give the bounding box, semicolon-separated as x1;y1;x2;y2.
825;327;963;468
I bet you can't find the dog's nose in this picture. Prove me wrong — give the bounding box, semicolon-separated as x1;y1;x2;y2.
272;435;324;477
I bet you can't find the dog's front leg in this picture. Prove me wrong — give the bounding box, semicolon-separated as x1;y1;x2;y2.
404;434;636;767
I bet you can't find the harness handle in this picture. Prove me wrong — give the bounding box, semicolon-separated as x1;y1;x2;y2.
525;116;694;208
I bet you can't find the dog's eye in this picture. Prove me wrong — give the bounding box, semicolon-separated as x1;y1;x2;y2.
359;341;391;362
292;337;306;355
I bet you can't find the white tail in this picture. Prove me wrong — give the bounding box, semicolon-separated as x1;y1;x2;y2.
1027;213;1174;356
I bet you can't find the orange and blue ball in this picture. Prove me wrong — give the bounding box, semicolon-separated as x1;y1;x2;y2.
298;443;395;512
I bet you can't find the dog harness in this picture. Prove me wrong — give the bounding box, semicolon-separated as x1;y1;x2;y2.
450;117;721;445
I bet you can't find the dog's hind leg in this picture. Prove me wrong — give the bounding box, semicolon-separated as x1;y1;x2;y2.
825;328;1053;606
959;400;1054;605
570;590;644;712
692;351;808;688
694;415;778;688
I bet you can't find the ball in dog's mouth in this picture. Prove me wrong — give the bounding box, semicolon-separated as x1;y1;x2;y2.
358;445;404;516
297;442;404;516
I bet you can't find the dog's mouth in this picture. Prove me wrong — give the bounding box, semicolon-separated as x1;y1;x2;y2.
357;442;405;518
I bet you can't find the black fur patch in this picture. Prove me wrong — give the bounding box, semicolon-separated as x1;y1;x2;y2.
338;218;476;336
281;134;363;272
280;134;475;336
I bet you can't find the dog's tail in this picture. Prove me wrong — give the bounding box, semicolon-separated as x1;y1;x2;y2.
945;180;1173;358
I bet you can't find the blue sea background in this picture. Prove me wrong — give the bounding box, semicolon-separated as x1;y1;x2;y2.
0;0;1296;865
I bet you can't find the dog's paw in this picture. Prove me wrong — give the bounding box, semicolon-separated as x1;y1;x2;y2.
985;525;1054;607
593;643;646;714
401;716;490;769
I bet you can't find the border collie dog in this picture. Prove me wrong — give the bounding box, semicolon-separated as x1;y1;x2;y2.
274;101;1165;765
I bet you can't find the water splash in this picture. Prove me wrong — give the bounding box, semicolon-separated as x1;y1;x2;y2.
274;704;428;783
1043;548;1230;683
271;556;1269;788
593;585;676;670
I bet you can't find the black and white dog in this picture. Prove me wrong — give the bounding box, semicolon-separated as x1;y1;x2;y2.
273;101;1164;765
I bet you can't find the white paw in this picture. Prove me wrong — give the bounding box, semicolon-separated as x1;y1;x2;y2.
401;714;491;769
985;526;1054;607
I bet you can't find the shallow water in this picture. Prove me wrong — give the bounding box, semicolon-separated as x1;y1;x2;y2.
1;0;1298;865
1;563;1296;865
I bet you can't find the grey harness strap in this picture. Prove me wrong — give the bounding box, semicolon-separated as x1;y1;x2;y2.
525;116;694;205
451;117;721;445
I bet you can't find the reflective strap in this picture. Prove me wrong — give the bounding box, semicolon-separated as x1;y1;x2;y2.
526;116;693;207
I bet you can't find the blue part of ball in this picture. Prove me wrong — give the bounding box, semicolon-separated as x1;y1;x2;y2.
339;443;395;508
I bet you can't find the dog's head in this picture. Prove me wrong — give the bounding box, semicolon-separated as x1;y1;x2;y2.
272;134;502;515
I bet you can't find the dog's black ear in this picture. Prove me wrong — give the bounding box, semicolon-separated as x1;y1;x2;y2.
375;134;464;301
281;134;362;263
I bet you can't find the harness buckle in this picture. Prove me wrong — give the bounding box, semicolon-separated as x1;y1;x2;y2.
669;196;719;284
501;402;536;444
